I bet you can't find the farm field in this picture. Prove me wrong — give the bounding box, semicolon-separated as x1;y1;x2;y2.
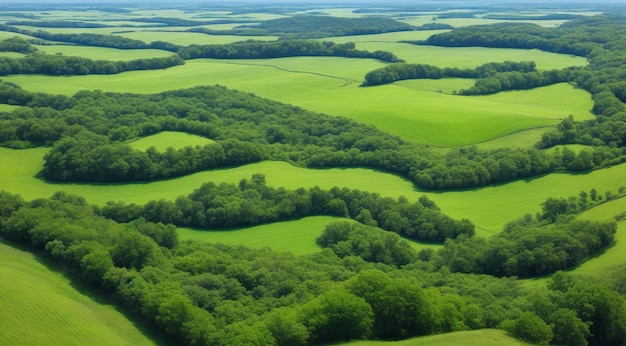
34;45;174;60
112;31;278;45
127;131;215;151
0;241;158;346
3;62;594;147
1;145;624;236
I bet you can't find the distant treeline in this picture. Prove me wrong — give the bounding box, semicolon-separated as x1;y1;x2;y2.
0;50;184;76
362;60;537;86
178;40;403;62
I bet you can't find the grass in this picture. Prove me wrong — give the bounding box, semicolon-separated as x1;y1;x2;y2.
34;45;174;61
354;43;588;70
177;216;443;255
127;131;215;151
0;241;158;346
112;31;278;45
2;146;625;237
0;104;21;112
343;329;529;346
3;58;594;147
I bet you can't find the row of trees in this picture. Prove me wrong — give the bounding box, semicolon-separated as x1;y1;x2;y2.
0;50;184;76
99;174;475;242
2;83;623;189
362;60;537;86
1;190;623;345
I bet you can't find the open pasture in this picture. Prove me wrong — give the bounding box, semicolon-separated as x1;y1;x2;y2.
321;30;450;44
343;328;529;346
2;146;625;236
0;241;157;346
355;43;587;70
127;131;215;151
112;30;277;45
3;56;593;146
35;45;174;60
177;216;341;254
177;216;443;254
0;104;21;112
0;52;23;58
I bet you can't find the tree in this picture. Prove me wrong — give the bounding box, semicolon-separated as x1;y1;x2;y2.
301;289;373;344
506;311;553;345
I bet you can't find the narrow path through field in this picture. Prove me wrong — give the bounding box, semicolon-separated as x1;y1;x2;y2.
217;60;356;87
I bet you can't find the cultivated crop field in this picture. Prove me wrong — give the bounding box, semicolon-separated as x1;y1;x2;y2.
1;3;625;346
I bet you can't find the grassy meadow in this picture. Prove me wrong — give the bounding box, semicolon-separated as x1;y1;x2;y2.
343;328;529;346
127;131;215;151
35;45;174;60
0;241;158;346
112;31;278;45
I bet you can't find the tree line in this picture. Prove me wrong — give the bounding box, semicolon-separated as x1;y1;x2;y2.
1;83;624;189
99;174;474;243
362;60;537;86
0;189;623;345
178;40;403;63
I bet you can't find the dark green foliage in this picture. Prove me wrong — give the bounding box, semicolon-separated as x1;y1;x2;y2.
436;217;616;277
316;221;418;266
238;15;417;39
0;51;184;76
504;311;553;345
178;39;402;63
102;175;474;242
0;36;36;53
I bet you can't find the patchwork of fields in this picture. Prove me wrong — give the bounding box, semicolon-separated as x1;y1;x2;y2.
1;4;624;345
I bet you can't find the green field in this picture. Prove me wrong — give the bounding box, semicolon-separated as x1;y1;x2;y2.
2;146;624;236
0;241;158;346
3;57;594;146
34;45;174;60
343;328;529;346
177;216;443;254
127;131;215;151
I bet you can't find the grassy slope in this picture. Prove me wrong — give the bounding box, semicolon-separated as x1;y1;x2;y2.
127;131;215;151
2;146;624;236
112;31;278;45
343;329;529;346
0;241;158;346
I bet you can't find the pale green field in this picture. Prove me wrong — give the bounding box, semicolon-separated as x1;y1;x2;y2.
3;58;593;146
0;52;24;58
2;146;625;236
0;31;34;40
112;30;278;45
322;30;450;44
355;43;587;70
0;241;157;346
474;127;550;151
395;78;476;94
401;17;568;28
0;104;21;112
127;131;215;151
35;45;174;60
177;216;442;254
344;329;528;346
177;216;340;254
